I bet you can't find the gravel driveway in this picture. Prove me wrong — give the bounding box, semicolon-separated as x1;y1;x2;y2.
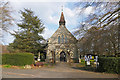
2;63;119;78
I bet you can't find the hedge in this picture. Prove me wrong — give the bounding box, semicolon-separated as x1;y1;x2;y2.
97;57;120;74
73;58;79;63
2;53;34;66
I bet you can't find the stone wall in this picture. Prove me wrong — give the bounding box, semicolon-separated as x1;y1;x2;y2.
46;25;78;63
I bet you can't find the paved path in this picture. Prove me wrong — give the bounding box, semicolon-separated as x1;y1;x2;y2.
2;63;119;78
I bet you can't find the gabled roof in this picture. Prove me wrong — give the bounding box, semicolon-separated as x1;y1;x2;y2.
48;11;77;43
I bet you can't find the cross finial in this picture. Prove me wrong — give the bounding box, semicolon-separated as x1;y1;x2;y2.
61;5;63;12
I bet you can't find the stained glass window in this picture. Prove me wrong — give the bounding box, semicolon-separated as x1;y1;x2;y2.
58;36;60;44
65;36;67;43
62;35;64;43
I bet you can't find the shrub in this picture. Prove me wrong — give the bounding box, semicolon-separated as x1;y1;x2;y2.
81;59;85;63
3;65;11;68
73;58;79;63
90;59;95;62
34;62;44;67
80;59;85;65
90;60;95;66
44;63;48;66
97;57;120;74
2;53;34;66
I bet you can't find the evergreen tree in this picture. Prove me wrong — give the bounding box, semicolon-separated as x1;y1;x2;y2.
9;9;45;54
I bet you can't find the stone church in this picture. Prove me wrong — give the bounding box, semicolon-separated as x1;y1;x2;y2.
46;11;78;63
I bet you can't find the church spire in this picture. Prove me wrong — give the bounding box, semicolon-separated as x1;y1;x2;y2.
59;6;65;25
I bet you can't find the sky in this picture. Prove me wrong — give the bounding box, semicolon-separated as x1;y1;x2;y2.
2;0;96;45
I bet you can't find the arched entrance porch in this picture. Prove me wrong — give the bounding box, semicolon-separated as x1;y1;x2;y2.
60;51;66;62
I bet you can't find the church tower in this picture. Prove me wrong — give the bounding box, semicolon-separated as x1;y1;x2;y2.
46;9;78;63
59;12;65;25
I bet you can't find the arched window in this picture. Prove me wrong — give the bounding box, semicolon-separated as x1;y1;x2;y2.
58;36;60;44
65;36;67;43
62;35;64;43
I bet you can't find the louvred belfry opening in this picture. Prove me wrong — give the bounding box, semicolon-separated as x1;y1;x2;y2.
59;12;65;25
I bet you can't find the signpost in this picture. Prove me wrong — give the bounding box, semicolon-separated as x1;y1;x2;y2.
95;56;99;68
85;55;87;61
84;55;99;66
87;56;90;66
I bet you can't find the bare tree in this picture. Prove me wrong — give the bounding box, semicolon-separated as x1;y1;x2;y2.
74;2;119;36
0;1;14;31
75;2;119;56
77;24;119;56
0;1;14;44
